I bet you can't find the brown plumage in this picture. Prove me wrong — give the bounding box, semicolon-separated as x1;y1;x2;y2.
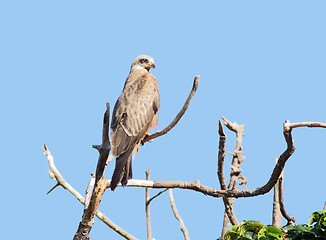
110;55;160;191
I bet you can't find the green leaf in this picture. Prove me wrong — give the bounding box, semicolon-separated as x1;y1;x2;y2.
239;221;265;235
308;210;326;227
282;224;295;233
312;215;326;237
257;226;268;238
320;215;326;230
286;224;316;239
232;225;240;232
265;232;282;240
224;230;240;240
257;226;283;240
238;231;257;240
265;225;283;235
259;236;280;240
294;231;317;240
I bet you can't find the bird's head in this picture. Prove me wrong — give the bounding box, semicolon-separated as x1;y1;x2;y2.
131;55;155;72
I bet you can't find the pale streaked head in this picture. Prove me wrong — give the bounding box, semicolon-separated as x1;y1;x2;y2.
131;55;155;72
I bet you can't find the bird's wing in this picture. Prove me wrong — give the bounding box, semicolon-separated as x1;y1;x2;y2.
110;72;160;157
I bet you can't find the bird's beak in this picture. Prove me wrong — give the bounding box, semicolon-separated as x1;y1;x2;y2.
145;61;155;71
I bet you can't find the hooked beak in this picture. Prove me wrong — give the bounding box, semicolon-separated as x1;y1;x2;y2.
145;61;155;71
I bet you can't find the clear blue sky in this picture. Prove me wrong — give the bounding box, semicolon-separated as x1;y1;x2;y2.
1;1;325;239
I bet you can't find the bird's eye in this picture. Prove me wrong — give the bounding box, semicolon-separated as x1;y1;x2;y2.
140;58;148;64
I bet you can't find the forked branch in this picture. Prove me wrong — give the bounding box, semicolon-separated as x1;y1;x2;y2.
73;103;111;240
142;75;200;144
108;120;324;200
44;144;138;240
218;118;241;236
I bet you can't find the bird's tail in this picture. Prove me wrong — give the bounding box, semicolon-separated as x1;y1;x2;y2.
110;147;133;191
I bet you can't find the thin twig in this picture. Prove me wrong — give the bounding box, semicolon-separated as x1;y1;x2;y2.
168;189;190;240
145;169;152;240
44;144;85;204
43;144;138;240
147;189;168;205
142;76;200;144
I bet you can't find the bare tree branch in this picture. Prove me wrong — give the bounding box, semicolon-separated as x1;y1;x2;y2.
217;120;236;236
107;120;310;199
74;102;111;240
168;189;190;240
44;143;138;240
145;169;152;240
272;157;282;228
45;100;325;240
286;122;326;129
147;189;168;205
217;120;227;190
222;117;245;191
84;173;95;210
220;117;242;235
44;144;85;204
142;76;200;144
278;175;295;226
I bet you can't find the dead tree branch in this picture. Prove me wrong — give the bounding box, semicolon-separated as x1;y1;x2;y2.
44;144;85;203
278;175;295;226
74;102;111;240
84;173;95;211
142;75;200;144
286;122;326;129
221;118;242;235
217;120;239;236
106;120;304;199
217;120;227;190
272;157;282;228
168;189;190;240
222;117;245;191
44;143;138;240
145;169;152;240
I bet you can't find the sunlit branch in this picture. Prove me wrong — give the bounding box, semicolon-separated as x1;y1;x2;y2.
142;76;200;144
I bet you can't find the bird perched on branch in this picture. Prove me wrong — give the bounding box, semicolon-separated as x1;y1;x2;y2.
109;55;160;191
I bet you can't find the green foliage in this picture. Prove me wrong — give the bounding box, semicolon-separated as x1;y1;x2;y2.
282;210;326;240
219;210;326;240
221;220;284;240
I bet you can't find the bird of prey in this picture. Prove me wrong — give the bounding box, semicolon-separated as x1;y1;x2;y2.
110;55;160;191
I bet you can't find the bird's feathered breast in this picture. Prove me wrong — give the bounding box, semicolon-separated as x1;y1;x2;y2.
111;68;160;157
